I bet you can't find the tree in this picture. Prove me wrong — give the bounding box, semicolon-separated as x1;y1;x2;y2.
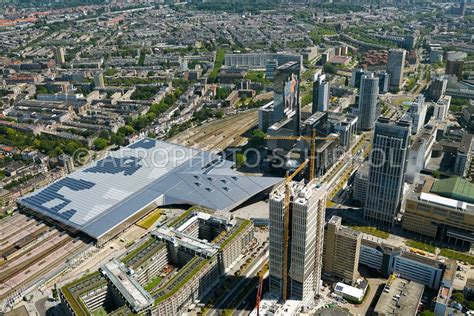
93;137;108;151
215;87;232;100
452;292;465;304
99;130;110;140
432;170;440;179
323;63;337;75
111;133;125;146
118;125;135;136
248;129;266;148
235;152;246;167
215;109;224;119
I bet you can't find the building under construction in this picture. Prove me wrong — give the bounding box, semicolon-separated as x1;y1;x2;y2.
269;180;327;304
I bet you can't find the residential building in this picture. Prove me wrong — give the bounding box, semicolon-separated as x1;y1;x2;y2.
323;216;361;283
387;49;406;90
54;47;66;65
358;72;379;131
364;118;411;226
269;181;327;303
57;154;75;174
61;208;255;316
94;72;105;89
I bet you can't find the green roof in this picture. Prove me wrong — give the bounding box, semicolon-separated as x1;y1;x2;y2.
431;177;474;204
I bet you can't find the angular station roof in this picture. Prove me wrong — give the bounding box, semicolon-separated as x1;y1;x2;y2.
19;138;281;240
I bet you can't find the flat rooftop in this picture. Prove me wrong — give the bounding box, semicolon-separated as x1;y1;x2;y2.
152;226;220;258
101;259;154;312
18;138;280;240
374;277;424;316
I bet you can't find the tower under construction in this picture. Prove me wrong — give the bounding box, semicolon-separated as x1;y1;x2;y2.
269;180;327;304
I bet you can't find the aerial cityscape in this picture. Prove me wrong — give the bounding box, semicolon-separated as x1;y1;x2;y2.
0;0;473;315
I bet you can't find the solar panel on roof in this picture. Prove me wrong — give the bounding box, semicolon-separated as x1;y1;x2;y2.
18;138;282;240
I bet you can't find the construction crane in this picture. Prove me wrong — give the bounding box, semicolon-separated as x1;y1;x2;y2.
256;267;264;316
280;160;308;301
265;129;339;181
265;129;339;301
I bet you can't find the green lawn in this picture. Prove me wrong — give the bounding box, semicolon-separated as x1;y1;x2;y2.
144;275;162;292
351;226;390;239
406;240;474;265
136;209;162;229
405;240;436;253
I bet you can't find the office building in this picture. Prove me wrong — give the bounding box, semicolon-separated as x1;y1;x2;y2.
269;181;327;303
376;71;390;94
328;112;358;150
445;51;467;80
94;72;105;89
323;216;361;283
453;133;473;177
434;260;458;316
405;124;437;184
358;72;379;131
373;276;424;316
266;60;278;80
273;61;301;134
430;47;444;64
353;162;369;205
54;47;66;65
359;236;449;290
351;68;365;88
364;118;411;226
387;49;406;90
460;0;467;16
403;177;474;248
434;95;451;122
430;77;448;102
312;73;329;113
404;95;427;135
224;53;302;70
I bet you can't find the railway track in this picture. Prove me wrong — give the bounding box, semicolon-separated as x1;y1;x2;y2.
203;115;258;152
0;234;72;284
0;237;85;301
169;111;257;150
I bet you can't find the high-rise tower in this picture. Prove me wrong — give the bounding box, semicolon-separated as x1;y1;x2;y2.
387;49;406;90
358;72;379;131
269;181;327;303
364;118;411;226
312;73;329;113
